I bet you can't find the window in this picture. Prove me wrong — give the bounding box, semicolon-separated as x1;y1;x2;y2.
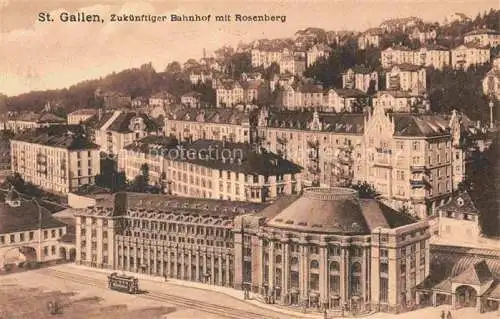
29;232;34;241
330;261;340;272
51;246;56;255
20;233;25;242
44;231;48;240
0;236;4;244
380;278;389;302
10;234;15;243
51;230;56;238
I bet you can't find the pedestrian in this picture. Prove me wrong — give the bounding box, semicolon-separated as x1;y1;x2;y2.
446;310;452;319
440;310;445;319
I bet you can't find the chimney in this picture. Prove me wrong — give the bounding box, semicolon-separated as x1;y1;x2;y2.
98;108;103;121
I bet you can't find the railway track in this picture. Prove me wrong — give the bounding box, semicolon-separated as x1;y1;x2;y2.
37;268;280;319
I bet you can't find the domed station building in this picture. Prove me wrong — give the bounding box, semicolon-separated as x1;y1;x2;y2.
233;187;430;314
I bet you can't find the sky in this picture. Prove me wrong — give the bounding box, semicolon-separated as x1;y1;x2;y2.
0;0;497;96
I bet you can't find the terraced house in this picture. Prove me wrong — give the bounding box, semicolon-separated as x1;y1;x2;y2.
121;137;302;203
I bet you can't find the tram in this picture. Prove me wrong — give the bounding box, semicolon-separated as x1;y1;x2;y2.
107;272;139;294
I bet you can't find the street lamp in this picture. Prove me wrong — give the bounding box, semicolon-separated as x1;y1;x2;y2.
32;197;43;265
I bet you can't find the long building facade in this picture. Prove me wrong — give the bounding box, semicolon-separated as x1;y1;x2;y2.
10;127;100;194
75;189;430;314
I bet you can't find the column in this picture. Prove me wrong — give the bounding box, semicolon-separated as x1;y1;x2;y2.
225;254;230;285
153;245;158;275
211;253;215;285
361;247;367;309
181;251;185;279
269;241;275;290
258;239;264;292
125;245;130;271
282;242;289;303
196;252;200;281
203;254;207;283
188;252;193;281
300;244;308;303
134;244;138;273
160;246;165;276
167;248;171;277
218;253;223;285
174;249;178;278
319;245;327;306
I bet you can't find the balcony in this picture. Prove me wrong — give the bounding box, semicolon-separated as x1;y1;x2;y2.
409;177;429;189
410;165;427;173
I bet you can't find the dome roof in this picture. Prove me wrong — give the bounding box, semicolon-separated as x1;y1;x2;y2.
266;187;417;234
267;187;370;234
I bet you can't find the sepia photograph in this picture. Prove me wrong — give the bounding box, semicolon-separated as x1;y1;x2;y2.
0;0;499;318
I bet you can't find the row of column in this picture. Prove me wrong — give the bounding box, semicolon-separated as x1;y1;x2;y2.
116;241;232;285
259;239;370;309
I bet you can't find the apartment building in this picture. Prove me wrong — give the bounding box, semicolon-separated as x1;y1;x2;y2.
382;45;451;70
181;91;203;108
451;43;491;70
279;56;306;76
385;64;427;94
257;109;365;187
381;46;415;69
251;47;292;69
10;127;100;194
0;190;68;269
464;29;500;48
189;69;213;85
149;91;178;107
121;137;302;202
215;79;268;108
357;28;384;49
306;43;332;67
342;67;379;93
357;107;463;218
372;90;425;112
165;107;253;143
409;26;437;44
92;110;160;160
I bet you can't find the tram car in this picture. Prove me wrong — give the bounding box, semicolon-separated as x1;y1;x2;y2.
107;272;139;294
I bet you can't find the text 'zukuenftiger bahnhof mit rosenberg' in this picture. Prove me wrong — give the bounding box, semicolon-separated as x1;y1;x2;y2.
37;12;288;23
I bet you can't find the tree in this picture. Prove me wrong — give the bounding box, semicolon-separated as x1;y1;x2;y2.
140;163;149;186
349;181;379;198
165;61;182;74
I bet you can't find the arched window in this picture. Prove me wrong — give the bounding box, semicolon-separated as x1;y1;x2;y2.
330;261;340;272
275;255;282;264
310;260;319;269
291;257;299;266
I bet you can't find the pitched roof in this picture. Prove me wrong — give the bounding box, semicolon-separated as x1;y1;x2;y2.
77;192;272;219
391;114;449;137
452;260;494;288
168;107;251;126
13;126;99;150
438;191;480;216
106;112;159;133
375;90;416;98
0;199;65;234
465;29;499;36
68;109;98;116
12;112;65;124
